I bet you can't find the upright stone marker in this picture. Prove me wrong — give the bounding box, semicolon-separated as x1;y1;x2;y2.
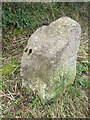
20;17;81;102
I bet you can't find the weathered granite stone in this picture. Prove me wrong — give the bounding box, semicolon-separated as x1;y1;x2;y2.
20;17;81;102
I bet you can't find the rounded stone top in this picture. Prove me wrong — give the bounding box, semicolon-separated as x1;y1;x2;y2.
26;17;81;57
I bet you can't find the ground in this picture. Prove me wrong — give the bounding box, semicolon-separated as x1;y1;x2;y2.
1;2;89;118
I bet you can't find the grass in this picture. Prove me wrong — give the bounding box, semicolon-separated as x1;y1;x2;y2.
1;39;88;118
1;68;88;118
1;2;89;118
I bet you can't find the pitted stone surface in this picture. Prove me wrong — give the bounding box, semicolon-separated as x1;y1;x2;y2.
20;17;81;101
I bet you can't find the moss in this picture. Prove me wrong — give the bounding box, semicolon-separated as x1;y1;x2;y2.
1;63;14;75
38;61;77;102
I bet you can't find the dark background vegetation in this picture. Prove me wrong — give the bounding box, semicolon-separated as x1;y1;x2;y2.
1;2;89;118
2;2;88;29
2;2;88;56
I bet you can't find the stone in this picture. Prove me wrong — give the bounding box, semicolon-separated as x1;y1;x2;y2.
20;17;81;102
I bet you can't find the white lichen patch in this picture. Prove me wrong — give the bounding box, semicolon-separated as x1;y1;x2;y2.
40;83;46;99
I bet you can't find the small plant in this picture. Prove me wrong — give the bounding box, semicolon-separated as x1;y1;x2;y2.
76;61;88;75
8;113;12;118
78;79;88;89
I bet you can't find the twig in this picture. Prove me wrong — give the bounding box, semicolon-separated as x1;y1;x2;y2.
50;4;55;20
7;90;16;100
12;37;29;44
0;93;18;98
0;91;15;101
12;65;20;74
80;40;88;44
77;56;86;59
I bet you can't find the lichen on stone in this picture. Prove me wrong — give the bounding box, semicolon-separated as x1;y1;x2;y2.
20;17;81;102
